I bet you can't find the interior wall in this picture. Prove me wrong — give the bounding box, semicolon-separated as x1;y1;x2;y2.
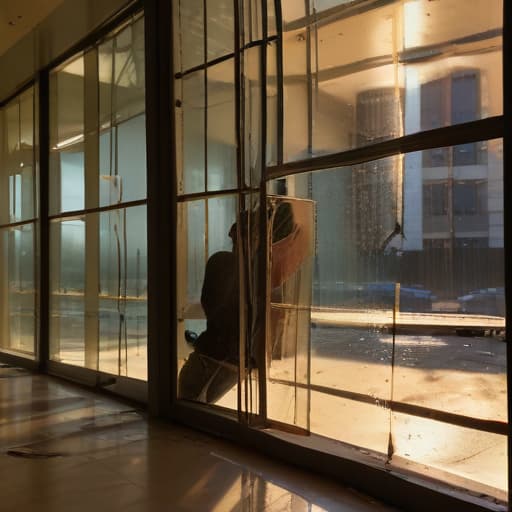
0;0;135;101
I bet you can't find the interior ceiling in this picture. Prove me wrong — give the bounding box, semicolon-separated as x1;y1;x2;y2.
0;0;65;57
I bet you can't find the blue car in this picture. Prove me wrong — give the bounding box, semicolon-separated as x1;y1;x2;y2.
457;287;505;317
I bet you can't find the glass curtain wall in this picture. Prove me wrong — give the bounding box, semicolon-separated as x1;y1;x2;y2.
269;0;505;503
0;87;38;358
48;15;148;380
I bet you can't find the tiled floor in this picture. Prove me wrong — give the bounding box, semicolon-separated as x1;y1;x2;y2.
0;366;397;511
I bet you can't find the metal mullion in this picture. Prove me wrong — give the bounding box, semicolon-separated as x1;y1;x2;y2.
177;53;237;79
32;84;39;362
305;0;313;157
47;198;148;221
0;217;38;230
203;0;208;195
203;0;209;267
246;35;278;48
177;187;258;203
234;0;246;424
274;0;284;165
145;0;174;415
256;0;269;426
267;116;504;180
175;36;279;79
38;71;50;370
268;377;508;436
503;0;512;504
83;48;101;371
33;84;39;230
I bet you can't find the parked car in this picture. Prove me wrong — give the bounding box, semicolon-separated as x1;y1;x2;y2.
313;281;435;313
457;287;505;317
366;283;436;313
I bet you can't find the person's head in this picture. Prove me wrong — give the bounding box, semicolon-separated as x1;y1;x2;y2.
228;209;260;251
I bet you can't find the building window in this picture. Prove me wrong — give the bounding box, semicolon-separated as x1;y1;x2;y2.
421;71;485;167
453;180;487;215
423;182;448;216
424;238;451;250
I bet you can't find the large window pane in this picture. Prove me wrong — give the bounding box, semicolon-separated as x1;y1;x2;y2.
207;60;237;191
271;137;505;496
177;71;206;194
98;206;147;380
0;86;38;359
0;89;36;225
207;0;234;61
50;217;86;366
282;0;502;160
49;15;147;381
177;195;238;410
98;18;145;127
0;223;37;356
99;114;147;206
49;56;85;215
50;206;147;378
244;46;262;187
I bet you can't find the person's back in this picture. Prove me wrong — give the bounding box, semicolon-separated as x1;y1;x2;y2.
195;250;238;363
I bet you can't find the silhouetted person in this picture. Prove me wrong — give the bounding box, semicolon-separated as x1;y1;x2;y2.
178;202;304;404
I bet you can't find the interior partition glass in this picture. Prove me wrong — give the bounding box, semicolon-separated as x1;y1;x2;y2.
0;87;38;358
48;14;147;381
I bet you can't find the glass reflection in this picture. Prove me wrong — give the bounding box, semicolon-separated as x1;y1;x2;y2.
98;17;145;126
207;0;234;60
0;224;37;356
281;0;502;161
49;207;147;379
0;89;36;225
49;56;85;215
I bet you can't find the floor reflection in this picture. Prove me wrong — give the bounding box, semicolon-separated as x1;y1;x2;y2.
0;367;395;512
